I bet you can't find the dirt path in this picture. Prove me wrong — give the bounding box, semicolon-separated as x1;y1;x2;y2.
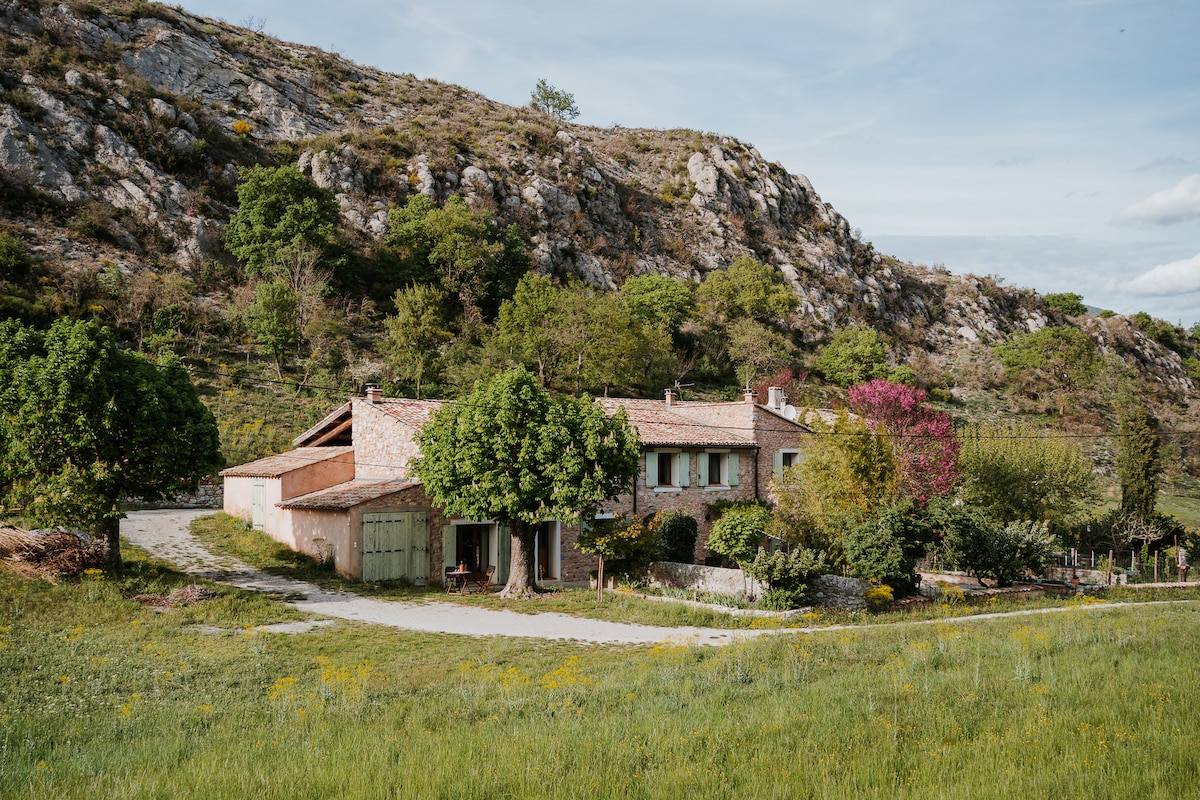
122;510;1195;646
121;509;765;646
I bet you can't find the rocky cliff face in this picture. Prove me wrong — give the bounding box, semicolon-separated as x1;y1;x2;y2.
0;0;1193;394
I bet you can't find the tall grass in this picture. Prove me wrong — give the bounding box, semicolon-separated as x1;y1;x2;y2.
3;564;1199;798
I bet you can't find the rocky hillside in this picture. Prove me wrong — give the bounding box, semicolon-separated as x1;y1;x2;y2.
0;0;1195;397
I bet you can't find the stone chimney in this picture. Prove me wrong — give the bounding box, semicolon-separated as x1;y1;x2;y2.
366;385;382;404
743;387;758;404
664;389;676;406
767;386;785;410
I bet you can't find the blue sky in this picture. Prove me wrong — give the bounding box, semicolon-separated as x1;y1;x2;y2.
178;0;1200;324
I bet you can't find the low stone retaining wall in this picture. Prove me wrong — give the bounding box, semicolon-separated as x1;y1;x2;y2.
646;561;766;602
647;562;874;610
172;479;223;508
808;574;872;611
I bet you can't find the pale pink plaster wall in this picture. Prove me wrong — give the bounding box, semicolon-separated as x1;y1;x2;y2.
223;476;255;520
284;508;353;578
278;454;355;500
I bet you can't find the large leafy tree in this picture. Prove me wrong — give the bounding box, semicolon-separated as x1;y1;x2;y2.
245;280;301;378
386;194;528;320
0;319;223;565
224;164;341;277
696;255;797;324
814;327;892;387
956;422;1097;534
495;274;673;396
384;283;452;399
412;367;640;597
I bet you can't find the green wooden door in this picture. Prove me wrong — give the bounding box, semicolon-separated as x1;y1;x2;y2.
361;511;429;584
251;479;265;530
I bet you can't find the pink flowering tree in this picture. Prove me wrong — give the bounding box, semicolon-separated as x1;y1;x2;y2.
848;380;959;504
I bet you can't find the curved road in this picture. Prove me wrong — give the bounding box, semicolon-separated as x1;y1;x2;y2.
121;509;766;646
123;509;1193;647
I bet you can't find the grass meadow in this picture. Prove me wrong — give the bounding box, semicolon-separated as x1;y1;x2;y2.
2;551;1200;799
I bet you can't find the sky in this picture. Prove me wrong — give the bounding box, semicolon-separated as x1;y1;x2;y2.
177;0;1200;324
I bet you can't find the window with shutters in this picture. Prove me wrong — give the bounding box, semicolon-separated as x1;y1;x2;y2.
646;450;689;491
774;449;802;478
698;450;740;490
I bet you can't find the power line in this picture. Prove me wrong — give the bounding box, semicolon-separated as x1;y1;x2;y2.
189;363;1199;455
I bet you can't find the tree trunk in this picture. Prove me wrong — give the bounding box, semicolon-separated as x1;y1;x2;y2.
500;519;540;598
96;514;122;569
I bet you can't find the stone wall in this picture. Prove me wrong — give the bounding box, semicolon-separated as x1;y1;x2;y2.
809;575;872;610
172;480;223;508
646;561;766;601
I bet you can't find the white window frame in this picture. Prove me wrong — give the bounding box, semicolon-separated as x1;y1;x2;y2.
774;449;802;478
646;449;688;492
534;519;561;581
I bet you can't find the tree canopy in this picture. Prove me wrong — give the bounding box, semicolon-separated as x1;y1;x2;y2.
814;327;892;387
224;164;341;276
956;421;1097;533
848;379;959;503
529;79;580;121
412;367;640;596
386;194;528;320
0;319;223;564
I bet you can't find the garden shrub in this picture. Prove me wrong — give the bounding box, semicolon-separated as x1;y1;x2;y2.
865;584;893;612
843;502;931;595
707;503;770;566
653;510;697;564
744;546;829;610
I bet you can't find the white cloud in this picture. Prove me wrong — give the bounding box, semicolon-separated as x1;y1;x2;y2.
1115;174;1200;226
1120;252;1200;296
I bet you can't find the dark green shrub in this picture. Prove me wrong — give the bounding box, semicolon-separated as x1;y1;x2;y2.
843;502;931;594
744;547;829;609
1043;292;1087;317
653;510;697;564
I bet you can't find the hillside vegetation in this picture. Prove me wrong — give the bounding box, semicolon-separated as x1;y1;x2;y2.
0;0;1198;502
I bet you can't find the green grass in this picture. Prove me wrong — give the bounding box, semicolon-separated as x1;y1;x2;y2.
2;564;1200;798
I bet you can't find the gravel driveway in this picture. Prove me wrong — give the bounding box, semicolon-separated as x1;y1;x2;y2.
120;509;772;646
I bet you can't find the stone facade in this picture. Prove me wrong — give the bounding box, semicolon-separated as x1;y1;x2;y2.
224;388;813;584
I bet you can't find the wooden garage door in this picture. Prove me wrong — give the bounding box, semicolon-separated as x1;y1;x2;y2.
361;511;429;584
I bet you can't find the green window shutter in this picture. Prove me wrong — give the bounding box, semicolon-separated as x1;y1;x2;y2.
678;453;690;487
772;450;784;478
496;523;510;584
728;453;740;486
645;451;658;488
697;452;709;486
443;525;456;571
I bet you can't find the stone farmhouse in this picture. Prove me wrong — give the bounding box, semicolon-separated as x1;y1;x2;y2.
220;386;811;585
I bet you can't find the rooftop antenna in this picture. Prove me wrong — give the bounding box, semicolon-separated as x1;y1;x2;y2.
673;380;693;401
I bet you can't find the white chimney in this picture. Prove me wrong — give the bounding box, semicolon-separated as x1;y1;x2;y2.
743;387;758;404
767;386;785;410
664;389;676;406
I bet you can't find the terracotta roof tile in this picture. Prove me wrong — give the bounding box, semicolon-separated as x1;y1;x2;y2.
277;479;419;510
374;398;445;428
219;446;354;478
596;398;752;447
